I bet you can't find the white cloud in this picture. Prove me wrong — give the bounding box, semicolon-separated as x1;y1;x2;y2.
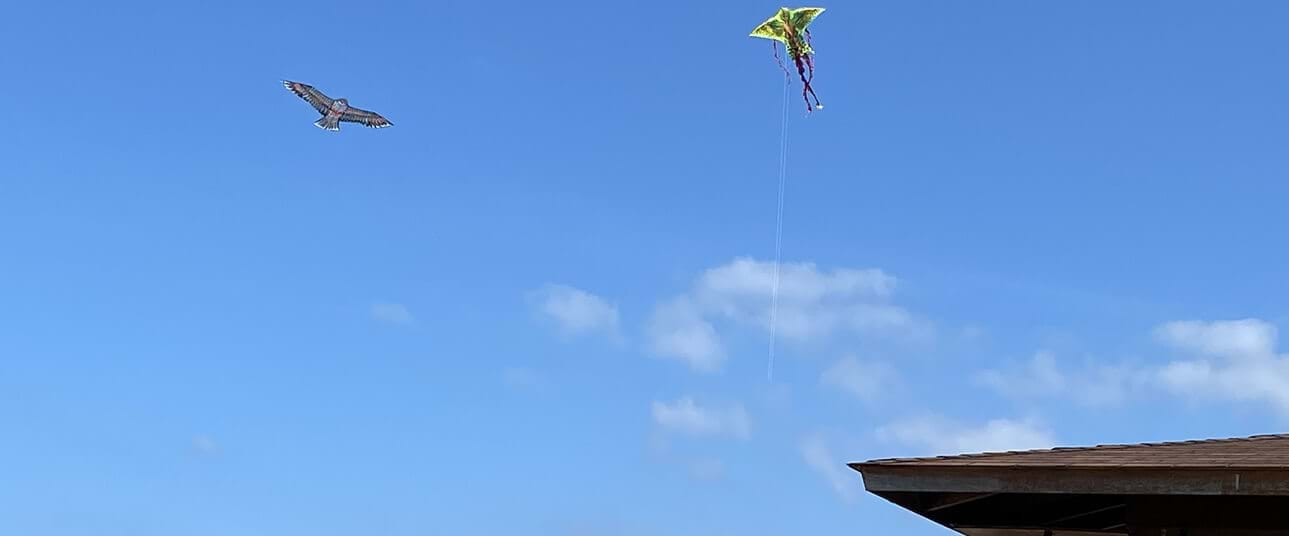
976;350;1066;394
650;396;751;440
820;356;898;404
688;458;726;481
973;351;1138;407
970;319;1289;416
762;382;793;413
646;297;725;373
192;435;220;456
697;257;896;306
370;302;414;325
694;257;921;342
1152;319;1289;415
877;415;1055;456
1154;318;1277;360
501;366;548;392
530;284;620;338
646;257;930;373
560;519;658;536
800;434;858;502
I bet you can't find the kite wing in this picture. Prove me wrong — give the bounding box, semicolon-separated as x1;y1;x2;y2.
790;7;825;30
749;8;789;42
283;80;334;115
750;7;825;44
339;106;393;128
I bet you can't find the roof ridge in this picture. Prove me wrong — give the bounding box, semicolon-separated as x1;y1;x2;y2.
857;432;1289;465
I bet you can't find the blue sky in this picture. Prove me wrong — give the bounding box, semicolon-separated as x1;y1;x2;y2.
5;0;1289;534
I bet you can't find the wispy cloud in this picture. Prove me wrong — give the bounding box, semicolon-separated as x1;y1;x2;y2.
967;319;1289;417
1152;318;1289;416
694;257;924;342
877;415;1055;456
370;302;414;326
501;366;549;393
646;297;725;373
800;434;858;502
191;435;221;456
1155;318;1277;360
820;356;899;404
977;350;1066;395
559;518;659;536
646;257;931;373
650;396;751;440
688;458;726;481
529;284;621;339
973;350;1140;407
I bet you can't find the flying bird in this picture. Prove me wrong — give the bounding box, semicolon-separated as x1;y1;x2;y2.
283;80;392;131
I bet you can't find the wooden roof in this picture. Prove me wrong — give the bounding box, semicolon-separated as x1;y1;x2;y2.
850;433;1289;535
855;433;1289;469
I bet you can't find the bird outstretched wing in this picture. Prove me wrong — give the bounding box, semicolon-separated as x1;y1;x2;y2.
340;106;393;128
283;80;333;115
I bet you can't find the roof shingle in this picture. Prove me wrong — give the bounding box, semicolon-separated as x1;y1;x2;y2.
857;433;1289;468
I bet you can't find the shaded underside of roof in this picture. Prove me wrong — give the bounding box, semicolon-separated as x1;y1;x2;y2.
858;491;1289;535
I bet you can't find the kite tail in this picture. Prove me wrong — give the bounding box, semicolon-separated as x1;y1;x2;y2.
804;64;822;110
772;41;789;77
315;114;340;131
804;32;816;84
803;30;823;110
792;55;822;112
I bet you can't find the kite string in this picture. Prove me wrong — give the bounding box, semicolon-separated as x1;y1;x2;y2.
767;69;790;382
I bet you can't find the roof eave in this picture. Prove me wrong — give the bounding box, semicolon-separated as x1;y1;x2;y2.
853;463;1289;496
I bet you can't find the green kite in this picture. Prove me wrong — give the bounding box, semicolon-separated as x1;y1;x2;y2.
750;7;825;112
